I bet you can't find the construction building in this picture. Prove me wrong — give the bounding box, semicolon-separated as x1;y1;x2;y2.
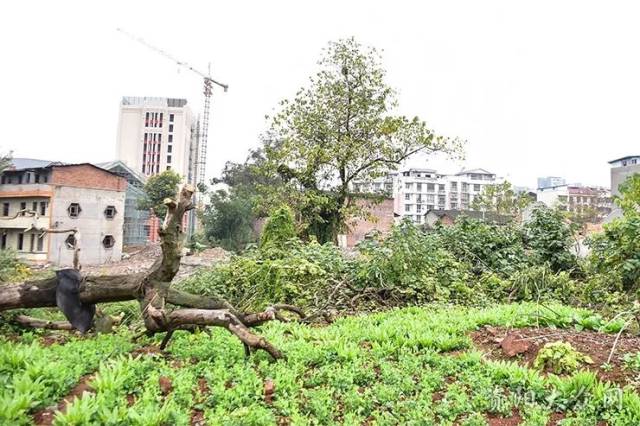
0;159;127;266
116;97;198;182
115;96;199;240
96;160;149;247
352;168;503;225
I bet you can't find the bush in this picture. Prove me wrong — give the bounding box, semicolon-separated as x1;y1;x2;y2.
0;249;30;283
432;216;526;278
523;206;578;273
353;219;474;304
508;265;578;304
260;206;297;251
178;238;347;311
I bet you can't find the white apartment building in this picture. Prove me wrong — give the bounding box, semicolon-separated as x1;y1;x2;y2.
536;185;612;220
352;168;502;224
116;97;198;182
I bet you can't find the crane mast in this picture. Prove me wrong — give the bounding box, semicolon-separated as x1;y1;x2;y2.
116;28;227;190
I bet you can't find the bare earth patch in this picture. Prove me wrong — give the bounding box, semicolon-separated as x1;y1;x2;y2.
32;374;95;426
471;325;640;387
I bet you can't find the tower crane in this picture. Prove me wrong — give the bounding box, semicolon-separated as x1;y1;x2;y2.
116;28;228;189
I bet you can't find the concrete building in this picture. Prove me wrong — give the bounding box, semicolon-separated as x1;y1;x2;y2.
96;161;149;247
536;184;612;220
537;176;566;189
352;167;503;225
0;159;127;266
609;155;640;197
116;96;198;181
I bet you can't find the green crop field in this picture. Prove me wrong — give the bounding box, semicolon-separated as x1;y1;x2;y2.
2;303;640;425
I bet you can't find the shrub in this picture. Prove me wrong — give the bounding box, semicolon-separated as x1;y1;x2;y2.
508;265;578;304
0;249;31;283
523;206;578;273
260;206;297;251
178;238;347;311
432;216;526;278
534;341;593;374
353;219;473;304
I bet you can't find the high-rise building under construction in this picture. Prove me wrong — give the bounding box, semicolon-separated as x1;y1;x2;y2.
116;96;198;183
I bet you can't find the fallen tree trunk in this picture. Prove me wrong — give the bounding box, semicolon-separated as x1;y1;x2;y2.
0;185;292;359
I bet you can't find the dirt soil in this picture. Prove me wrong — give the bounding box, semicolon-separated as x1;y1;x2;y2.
32;374;95;425
471;325;640;388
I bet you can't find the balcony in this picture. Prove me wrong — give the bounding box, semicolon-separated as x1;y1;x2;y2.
0;184;53;198
0;214;50;230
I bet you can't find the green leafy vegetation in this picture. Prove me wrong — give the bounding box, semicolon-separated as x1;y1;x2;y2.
0;249;31;283
3;304;640;425
137;169;182;217
533;341;593;375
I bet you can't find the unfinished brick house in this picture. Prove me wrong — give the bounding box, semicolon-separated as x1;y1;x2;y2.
0;159;127;266
343;197;398;248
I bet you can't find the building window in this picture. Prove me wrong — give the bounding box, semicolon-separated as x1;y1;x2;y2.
166;166;171;170
103;235;115;249
159;113;163;128
40;201;47;216
168;145;172;153
37;235;44;252
20;202;26;216
169;113;174;122
415;215;422;223
65;234;76;249
104;205;117;219
2;203;8;216
474;184;481;192
405;204;411;212
416;205;422;213
1;233;6;249
169;124;174;132
17;233;24;251
68;203;82;218
167;155;172;164
30;234;35;252
405;183;412;190
427;183;435;192
168;134;173;143
405;194;410;200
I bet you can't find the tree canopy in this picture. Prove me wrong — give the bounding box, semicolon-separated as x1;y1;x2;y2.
471;181;532;217
256;38;463;243
137;170;182;217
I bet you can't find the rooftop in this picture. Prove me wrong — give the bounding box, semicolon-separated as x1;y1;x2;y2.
608;155;640;164
9;158;64;170
121;96;188;108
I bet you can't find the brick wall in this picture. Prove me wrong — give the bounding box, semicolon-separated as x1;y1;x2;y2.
346;198;396;247
51;165;127;192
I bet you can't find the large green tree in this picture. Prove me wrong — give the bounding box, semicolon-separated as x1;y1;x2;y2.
258;38;463;243
137;170;182;217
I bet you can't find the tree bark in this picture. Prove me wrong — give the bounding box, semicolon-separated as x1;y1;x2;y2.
0;184;289;359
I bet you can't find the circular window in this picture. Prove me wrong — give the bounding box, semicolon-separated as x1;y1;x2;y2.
102;235;115;249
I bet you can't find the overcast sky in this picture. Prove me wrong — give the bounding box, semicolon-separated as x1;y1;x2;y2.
1;1;638;188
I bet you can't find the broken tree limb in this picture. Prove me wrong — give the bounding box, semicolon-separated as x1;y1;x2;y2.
0;184;294;360
13;315;74;330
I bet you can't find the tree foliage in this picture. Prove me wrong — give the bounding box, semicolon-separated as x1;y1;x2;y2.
471;181;532;216
258;38;463;243
260;206;297;251
137;170;181;217
587;174;640;291
201;189;256;252
0;152;12;173
523;206;578;273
